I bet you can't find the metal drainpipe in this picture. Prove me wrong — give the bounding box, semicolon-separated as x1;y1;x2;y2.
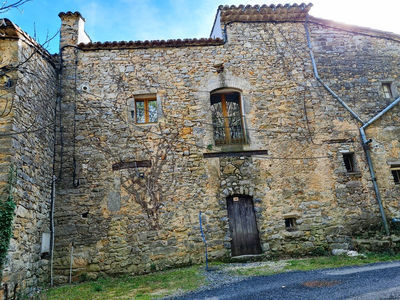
50;68;62;286
304;16;363;124
50;45;78;285
50;174;56;286
304;15;395;235
360;97;400;235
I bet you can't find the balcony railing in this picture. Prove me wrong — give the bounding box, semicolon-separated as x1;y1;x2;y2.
212;116;246;145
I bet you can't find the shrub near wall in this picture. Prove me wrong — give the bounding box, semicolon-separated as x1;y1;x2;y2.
0;166;16;278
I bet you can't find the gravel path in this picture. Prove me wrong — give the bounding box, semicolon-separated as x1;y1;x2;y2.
166;260;289;299
171;261;400;300
200;260;289;291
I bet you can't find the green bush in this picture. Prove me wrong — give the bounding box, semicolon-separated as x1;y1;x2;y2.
93;284;103;292
0;166;16;277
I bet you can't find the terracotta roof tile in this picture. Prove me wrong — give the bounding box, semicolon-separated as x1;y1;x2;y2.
58;11;84;21
78;38;224;50
219;3;313;22
0;18;55;63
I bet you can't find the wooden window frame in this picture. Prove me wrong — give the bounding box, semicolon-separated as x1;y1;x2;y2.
135;97;157;124
211;90;246;145
221;94;232;144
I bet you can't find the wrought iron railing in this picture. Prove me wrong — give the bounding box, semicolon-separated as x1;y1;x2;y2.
212;116;246;145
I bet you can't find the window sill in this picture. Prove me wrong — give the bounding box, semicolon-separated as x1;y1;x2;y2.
346;171;361;177
134;122;158;126
218;144;248;152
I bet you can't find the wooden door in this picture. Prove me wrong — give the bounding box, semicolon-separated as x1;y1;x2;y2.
226;195;262;256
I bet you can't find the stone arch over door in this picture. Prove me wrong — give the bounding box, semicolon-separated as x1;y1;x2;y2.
217;156;266;255
226;194;261;256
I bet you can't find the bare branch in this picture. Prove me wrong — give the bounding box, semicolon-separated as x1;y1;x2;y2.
0;0;31;13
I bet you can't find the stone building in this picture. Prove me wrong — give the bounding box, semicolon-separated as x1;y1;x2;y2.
1;2;400;296
0;19;57;296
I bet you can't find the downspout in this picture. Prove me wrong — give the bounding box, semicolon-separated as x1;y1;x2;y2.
50;64;62;286
360;97;400;236
304;15;392;235
50;44;77;285
304;16;363;124
49;174;56;287
59;45;81;188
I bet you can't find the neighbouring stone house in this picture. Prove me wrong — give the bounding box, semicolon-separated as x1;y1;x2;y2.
1;3;400;297
0;18;57;297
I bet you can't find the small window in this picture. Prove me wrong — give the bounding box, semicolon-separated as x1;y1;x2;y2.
285;218;296;231
342;152;356;173
135;96;157;124
391;165;400;184
382;83;393;99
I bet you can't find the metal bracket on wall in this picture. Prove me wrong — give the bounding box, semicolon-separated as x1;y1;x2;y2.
203;149;268;158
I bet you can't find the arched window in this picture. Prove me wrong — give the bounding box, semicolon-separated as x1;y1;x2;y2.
210;89;245;145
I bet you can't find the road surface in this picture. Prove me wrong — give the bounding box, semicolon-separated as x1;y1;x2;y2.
176;261;400;299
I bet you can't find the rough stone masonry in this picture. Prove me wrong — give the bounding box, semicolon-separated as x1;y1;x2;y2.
1;3;400;296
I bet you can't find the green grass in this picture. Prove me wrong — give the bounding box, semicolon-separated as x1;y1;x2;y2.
231;253;400;276
42;253;400;299
42;265;205;300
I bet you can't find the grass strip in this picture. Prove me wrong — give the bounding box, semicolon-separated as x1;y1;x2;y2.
42;265;205;300
232;253;400;276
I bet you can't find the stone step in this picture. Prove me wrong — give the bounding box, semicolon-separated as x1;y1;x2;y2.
230;254;266;263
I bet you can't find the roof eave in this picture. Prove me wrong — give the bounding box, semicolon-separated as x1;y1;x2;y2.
308;15;400;42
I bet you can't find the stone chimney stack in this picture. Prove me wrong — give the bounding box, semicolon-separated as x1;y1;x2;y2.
58;11;91;49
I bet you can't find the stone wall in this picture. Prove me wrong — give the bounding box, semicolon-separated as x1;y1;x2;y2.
0;26;57;296
307;20;400;227
52;11;400;283
0;38;17;191
0;37;18;300
1;5;398;295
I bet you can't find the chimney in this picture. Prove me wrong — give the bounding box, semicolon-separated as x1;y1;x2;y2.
58;11;91;50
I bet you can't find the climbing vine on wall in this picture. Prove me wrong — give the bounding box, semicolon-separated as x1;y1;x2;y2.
120;123;180;230
0;165;16;277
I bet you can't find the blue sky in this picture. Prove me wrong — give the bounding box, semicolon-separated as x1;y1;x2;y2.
2;0;400;54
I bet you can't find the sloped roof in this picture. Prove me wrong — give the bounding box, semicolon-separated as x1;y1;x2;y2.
72;3;400;51
0;18;55;63
78;38;224;50
308;16;400;43
219;3;313;22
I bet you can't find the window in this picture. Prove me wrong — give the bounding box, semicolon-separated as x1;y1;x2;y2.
134;96;157;124
284;217;296;231
342;152;356;173
382;83;393;99
391;165;400;184
210;90;245;145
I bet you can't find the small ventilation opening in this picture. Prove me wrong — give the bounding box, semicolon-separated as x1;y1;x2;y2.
342;153;356;173
285;217;296;231
81;212;89;218
382;83;393;99
391;165;400;184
